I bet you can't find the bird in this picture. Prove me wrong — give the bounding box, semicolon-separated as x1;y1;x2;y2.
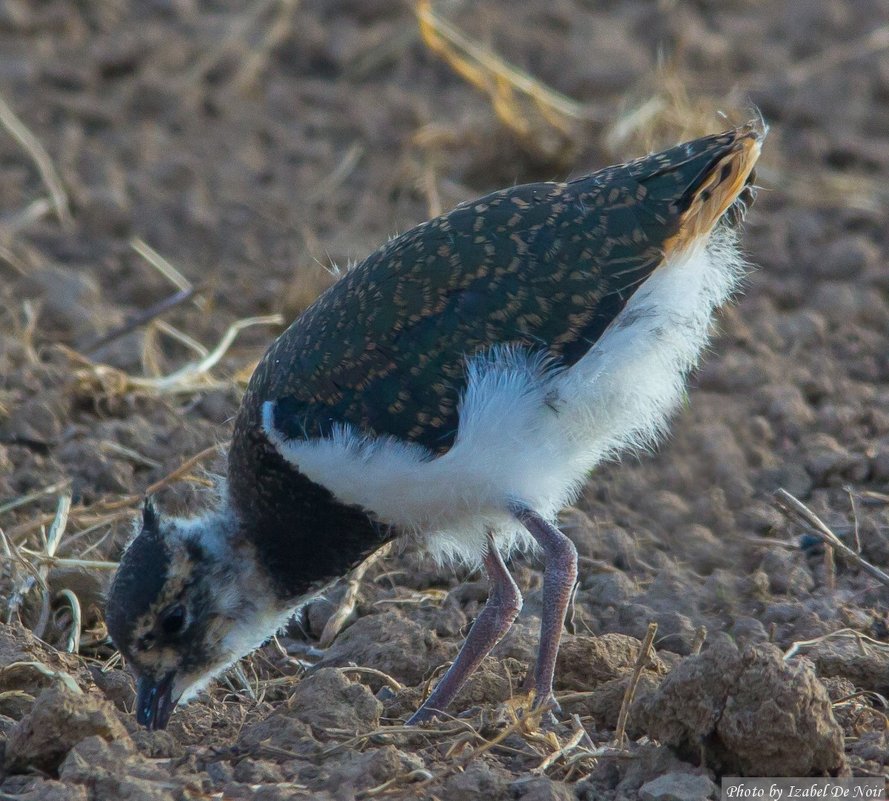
105;123;763;731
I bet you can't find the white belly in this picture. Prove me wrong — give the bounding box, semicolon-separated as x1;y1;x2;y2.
262;227;745;565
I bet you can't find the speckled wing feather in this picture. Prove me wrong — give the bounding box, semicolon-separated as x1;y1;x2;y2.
240;127;755;455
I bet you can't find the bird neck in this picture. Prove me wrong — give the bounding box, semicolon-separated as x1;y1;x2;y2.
224;436;396;604
167;508;297;698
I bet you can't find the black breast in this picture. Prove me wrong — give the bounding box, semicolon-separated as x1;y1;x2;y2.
227;400;392;599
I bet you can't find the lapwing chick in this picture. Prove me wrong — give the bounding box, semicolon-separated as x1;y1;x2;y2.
106;124;763;730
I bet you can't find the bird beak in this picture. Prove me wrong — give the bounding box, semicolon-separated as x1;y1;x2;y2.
136;672;179;730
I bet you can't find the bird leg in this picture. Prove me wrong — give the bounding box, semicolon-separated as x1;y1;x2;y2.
511;505;578;716
407;533;522;725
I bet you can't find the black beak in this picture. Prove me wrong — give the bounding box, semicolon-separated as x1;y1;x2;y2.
136;673;178;730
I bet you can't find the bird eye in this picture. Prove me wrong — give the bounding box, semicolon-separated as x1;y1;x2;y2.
160;605;187;635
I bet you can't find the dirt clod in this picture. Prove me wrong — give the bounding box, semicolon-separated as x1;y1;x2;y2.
807;640;889;696
316;611;454;686
569;672;662;732
636;641;845;776
639;772;718;801
59;735;198;801
323;745;425;795
0;778;88;801
850;731;889;767
0;624;86;693
4;687;131;775
454;656;525;712
583;743;700;797
441;761;512;801
556;633;669;690
286;667;382;733
511;776;576;801
238;712;320;759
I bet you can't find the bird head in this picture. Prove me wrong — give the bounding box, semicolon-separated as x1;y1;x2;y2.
105;497;280;730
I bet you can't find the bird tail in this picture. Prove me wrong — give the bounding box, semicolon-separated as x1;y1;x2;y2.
660;122;764;256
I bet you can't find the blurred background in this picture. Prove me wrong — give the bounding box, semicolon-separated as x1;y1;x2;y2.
0;0;888;788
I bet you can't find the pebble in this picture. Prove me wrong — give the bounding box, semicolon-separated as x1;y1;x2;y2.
639;773;718;801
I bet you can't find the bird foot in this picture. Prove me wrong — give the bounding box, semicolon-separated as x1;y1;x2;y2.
533;691;562;717
517;690;563;729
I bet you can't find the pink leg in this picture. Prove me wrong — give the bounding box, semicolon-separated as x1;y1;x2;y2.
407;534;522;725
511;505;578;714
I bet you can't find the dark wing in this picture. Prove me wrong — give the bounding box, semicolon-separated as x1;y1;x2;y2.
241;127;754;454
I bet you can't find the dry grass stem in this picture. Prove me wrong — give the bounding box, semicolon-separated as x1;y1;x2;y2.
553;690;600;706
833;690;889;710
139;444;227;502
45;494;72;556
5;443;224;548
321;722;469;756
2;197;53;235
784;628;889;661
531;724;586;775
614;621;657;747
577;555;620;573
415;0;590;159
0;690;35;706
0;480;71;517
15;552;120;571
858;490;889;505
0;242;29;275
231;0;300;93
153;320;210;358
320;545;390;647
98;440;163;470
5;493;103;650
743;536;798;550
2;529;44;623
690;625;707;656
1;661;81;694
774;488;889;587
358;769;435;799
130;314;282;393
308;142;364;201
823;542;836;593
31;495;72;639
70;521;117;557
422;160;442;218
69;314;281;398
416;1;586;116
19;300;39;364
460;700;551;764
224;664;257;700
131;237;206;310
845;485;863;553
84;287;197;356
180;0;290;90
0;92;72;229
56;588;82;653
418;661;451;706
373;589;449;608
336;666;404;693
604;65;751;160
